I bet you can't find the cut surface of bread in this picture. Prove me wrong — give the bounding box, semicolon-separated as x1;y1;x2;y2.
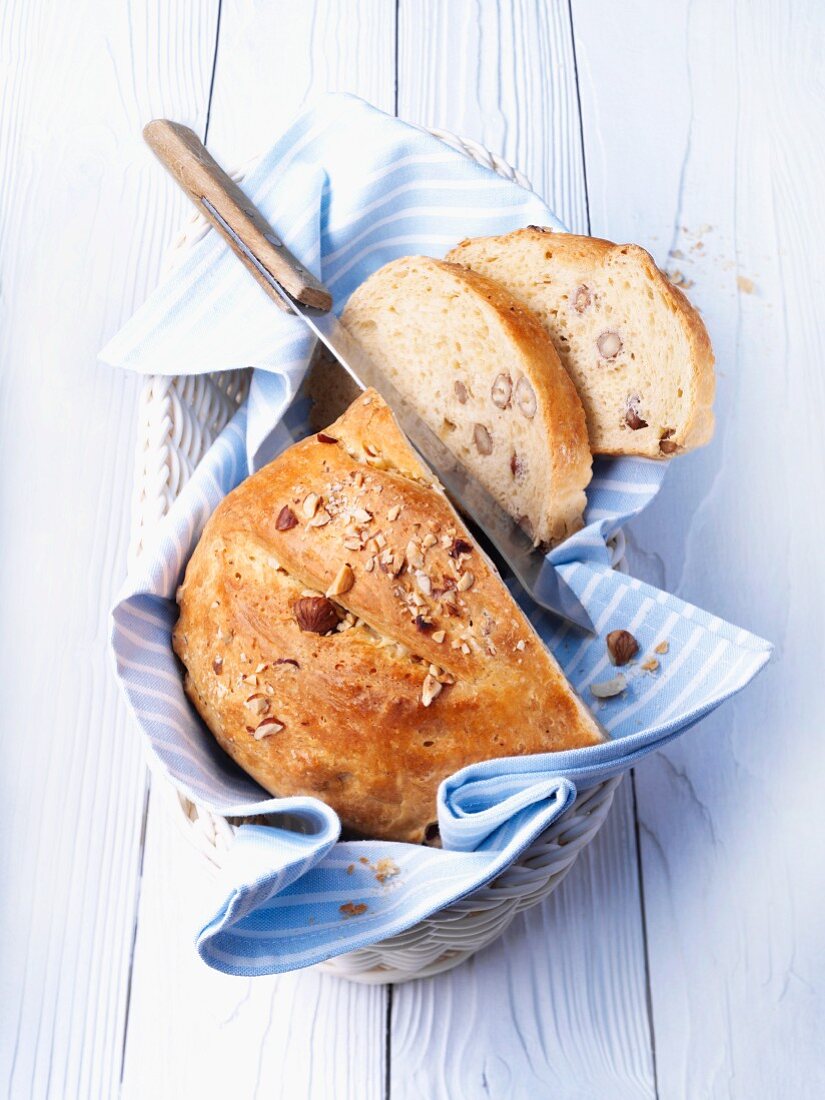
173;390;604;843
446;228;715;457
340;255;592;546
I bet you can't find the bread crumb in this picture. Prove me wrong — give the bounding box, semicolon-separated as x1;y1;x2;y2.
373;858;400;884
736;275;756;294
339;902;368;918
667;269;694;289
654;641;669;655
641;658;660;673
346;864;355;875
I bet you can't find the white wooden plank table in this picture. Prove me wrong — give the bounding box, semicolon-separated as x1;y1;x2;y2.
1;2;821;1097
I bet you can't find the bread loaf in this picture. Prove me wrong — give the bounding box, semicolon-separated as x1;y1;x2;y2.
173;390;604;843
446;227;715;457
340;256;592;546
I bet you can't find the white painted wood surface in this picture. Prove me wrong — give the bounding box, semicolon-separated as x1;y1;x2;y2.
1;1;821;1097
0;3;218;1098
121;6;395;1097
574;3;825;1097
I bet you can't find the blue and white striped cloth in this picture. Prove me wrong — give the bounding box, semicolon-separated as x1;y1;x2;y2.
103;94;771;975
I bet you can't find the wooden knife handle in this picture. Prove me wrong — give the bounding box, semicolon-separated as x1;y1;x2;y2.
143;119;332;312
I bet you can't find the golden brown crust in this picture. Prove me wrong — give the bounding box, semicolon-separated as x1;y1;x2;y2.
610;242;715;454
173;390;603;842
447;228;716;457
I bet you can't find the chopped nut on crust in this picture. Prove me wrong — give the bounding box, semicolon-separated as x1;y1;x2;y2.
244;693;269;715
327;562;355;597
276;505;298;530
302;492;321;518
253;716;284;739
449;538;473;558
421;674;442;707
406;540;424;569
416;573;432;596
456;571;475;592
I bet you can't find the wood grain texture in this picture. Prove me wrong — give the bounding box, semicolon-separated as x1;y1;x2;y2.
390;782;654;1100
5;1;819;1095
204;0;397;167
121;788;386;1100
573;0;825;1095
398;0;588;234
120;4;396;1097
0;2;219;1098
394;4;655;1095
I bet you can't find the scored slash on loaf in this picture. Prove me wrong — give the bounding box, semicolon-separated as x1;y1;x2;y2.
173;390;603;843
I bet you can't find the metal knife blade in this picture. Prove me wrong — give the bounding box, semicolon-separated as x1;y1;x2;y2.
142;122;594;631
200;194;595;632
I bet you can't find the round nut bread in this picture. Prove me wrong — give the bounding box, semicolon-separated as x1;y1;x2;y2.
173;390;604;843
446;227;715;457
340;255;592;547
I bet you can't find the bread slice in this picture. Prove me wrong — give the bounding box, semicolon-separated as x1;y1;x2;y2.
173;389;604;843
446;228;715;457
340;256;592;546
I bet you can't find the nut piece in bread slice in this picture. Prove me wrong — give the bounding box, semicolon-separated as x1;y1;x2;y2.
173;390;604;843
340;255;592;546
446;227;715;457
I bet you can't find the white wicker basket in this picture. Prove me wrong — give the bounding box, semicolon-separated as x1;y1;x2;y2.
130;129;624;983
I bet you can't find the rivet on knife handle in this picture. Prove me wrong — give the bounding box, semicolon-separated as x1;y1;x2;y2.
142;119;332;313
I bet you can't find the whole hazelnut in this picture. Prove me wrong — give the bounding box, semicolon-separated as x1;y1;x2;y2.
491;372;513;409
597;330;623;360
294;596;340;635
514;377;537;418
606;629;639;666
473;423;493;455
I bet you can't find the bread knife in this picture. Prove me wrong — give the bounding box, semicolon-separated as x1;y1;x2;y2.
143;120;595;633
